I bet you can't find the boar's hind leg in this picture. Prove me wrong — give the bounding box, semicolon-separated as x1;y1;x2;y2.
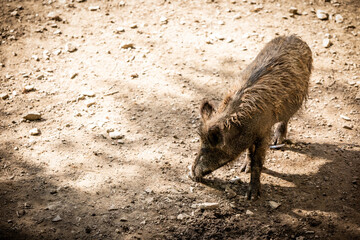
247;139;267;200
239;147;254;173
272;121;288;145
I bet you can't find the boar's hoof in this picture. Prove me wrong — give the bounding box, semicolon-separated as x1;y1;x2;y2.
239;160;251;173
246;186;261;201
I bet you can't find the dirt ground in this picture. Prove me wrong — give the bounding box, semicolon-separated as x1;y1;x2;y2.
0;0;359;239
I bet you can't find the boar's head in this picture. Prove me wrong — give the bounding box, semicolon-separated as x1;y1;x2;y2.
190;100;248;182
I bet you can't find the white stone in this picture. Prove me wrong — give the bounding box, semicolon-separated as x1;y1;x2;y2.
160;16;168;24
52;215;62;222
89;6;100;11
109;131;124;139
289;7;298;14
335;14;343;23
86;99;96;107
268;201;281;209
115;27;125;33
322;38;331;48
245;210;254;215
191;202;219;210
82;91;95;97
316;10;328;20
1;93;9;100
340;115;351;121
29;128;40;136
65;43;77;53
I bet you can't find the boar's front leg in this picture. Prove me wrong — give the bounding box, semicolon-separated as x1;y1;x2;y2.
246;138;267;200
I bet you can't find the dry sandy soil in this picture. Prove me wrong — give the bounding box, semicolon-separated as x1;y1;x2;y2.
1;0;359;239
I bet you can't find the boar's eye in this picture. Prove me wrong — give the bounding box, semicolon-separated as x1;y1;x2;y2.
207;126;222;147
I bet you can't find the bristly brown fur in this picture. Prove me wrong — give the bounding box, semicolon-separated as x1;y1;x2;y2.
210;35;312;130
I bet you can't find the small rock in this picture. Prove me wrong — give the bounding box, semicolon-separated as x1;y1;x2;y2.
52;215;62;222
343;125;353;130
119;1;125;7
191;202;219;210
23;112;41;121
177;214;188;220
65;43;77;53
268;201;281;209
131;73;139;78
316;10;329;20
322;38;332;48
233;14;242;19
89;6;100;11
335;14;343;23
29;128;41;136
355;92;360;100
289;7;298;15
47;12;62;21
245;210;254;215
11;10;19;16
86;99;96;107
130;24;138;29
53;30;62;35
82;91;95;97
160;16;168;24
340;115;351;121
53;49;62;55
32;55;40;61
120;42;135;49
109;131;124;139
70;72;78;79
115;27;125;33
43;50;50;60
23;85;36;93
1;93;9;100
251;5;263;13
36;74;45;80
108;205;119;211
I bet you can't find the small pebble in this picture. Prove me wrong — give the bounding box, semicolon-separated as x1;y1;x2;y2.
289;7;298;14
109;131;124;139
23;85;36;93
0;93;9;100
82;91;95;97
268;201;281;209
191;202;219;210
121;43;135;49
32;55;40;61
177;214;188;220
316;10;329;20
86;100;96;107
23;112;41;121
89;6;100;11
47;12;62;21
246;210;254;215
115;27;125;33
335;14;343;23
160;16;168;24
52;215;62;222
131;73;139;78
65;43;77;53
322;38;332;48
340;115;351;121
29;128;41;136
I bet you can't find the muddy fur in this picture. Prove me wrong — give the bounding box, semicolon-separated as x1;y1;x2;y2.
192;35;312;200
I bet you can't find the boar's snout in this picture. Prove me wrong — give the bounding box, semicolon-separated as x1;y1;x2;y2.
190;156;210;182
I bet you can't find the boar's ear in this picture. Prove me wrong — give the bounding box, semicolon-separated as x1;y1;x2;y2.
200;100;215;120
208;126;223;147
